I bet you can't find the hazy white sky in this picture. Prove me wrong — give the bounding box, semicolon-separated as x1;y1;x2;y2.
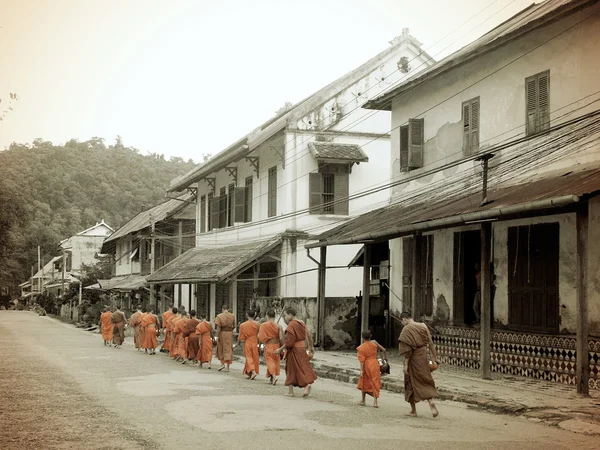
0;0;533;162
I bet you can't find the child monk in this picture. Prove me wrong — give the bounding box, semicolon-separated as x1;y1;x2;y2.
235;310;260;380
195;313;214;369
357;330;387;408
258;309;284;385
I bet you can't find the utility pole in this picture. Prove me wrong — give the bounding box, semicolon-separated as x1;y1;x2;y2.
37;246;42;294
61;250;66;298
149;213;156;311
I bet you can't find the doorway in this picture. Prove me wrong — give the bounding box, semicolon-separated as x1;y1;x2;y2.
453;231;481;326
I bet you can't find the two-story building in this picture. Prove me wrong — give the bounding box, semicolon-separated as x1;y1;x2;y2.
99;194;195;312
307;0;600;392
59;220;114;275
146;29;435;348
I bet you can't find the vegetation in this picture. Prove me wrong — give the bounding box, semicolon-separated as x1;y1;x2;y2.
0;137;196;293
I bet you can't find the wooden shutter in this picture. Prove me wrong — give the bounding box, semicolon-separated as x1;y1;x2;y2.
399;125;409;171
408;118;424;168
244;176;253;223
200;195;206;233
526;75;538;135
210;196;220;230
268;166;277;218
471;99;480;149
462;102;471;153
309;172;323;214
463;98;480;153
234;187;245;223
333;173;349;215
538;72;550;131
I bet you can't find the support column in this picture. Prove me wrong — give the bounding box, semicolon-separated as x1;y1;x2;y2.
412;235;423;318
361;244;371;335
317;246;327;347
576;205;590;396
177;221;183;257
480;222;492;379
231;277;238;320
209;283;216;322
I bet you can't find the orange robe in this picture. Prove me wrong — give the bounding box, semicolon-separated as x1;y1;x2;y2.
129;311;143;349
141;313;160;349
195;321;213;364
357;340;381;398
167;315;180;357
283;320;317;388
100;311;113;342
214;311;235;364
258;321;281;378
111;310;126;345
173;318;188;358
239;320;260;376
183;318;200;360
399;322;437;403
161;310;174;351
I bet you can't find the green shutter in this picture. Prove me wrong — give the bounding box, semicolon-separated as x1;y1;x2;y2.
309;172;323;214
400;125;409;171
234;188;245;223
333;173;349;215
408;118;424;168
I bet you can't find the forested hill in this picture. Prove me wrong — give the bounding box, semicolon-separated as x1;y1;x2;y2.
0;137;197;289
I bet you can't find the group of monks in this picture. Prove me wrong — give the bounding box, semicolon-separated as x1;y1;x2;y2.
99;303;438;413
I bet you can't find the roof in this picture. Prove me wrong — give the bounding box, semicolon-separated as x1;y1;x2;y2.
146;236;282;284
168;31;434;193
308;142;369;163
98;275;147;292
31;256;62;279
307;168;600;248
365;0;595;110
101;193;194;253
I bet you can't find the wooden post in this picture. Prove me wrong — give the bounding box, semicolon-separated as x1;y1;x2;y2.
361;244;371;335
149;215;156;307
177;220;183;257
231;277;238;320
412;235;423;318
317;246;327;347
576;205;590;396
209;283;216;321
480;222;492;379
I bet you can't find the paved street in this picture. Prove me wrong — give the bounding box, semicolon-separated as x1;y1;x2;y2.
0;311;597;450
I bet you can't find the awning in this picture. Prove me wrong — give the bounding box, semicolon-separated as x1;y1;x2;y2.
146;235;282;284
84;283;101;290
307;167;600;248
308;142;369;164
98;275;147;292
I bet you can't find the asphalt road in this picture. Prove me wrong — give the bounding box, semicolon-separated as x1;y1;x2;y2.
0;311;596;450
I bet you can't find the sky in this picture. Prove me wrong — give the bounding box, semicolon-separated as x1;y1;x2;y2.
0;0;534;162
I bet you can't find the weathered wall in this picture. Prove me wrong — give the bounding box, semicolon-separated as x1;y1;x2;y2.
589;197;600;337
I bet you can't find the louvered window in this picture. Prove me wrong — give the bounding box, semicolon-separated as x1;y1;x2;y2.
200;195;206;233
399;118;424;171
268;166;277;218
309;163;349;215
462;97;480;154
525;71;550;135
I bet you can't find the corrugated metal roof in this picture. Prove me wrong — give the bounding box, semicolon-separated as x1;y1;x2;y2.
308;142;369;163
365;0;595;110
146;236;282;284
98;275;147;292
102;192;194;251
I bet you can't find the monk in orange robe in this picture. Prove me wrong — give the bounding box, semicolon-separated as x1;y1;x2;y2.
99;307;113;346
141;308;160;355
214;304;235;372
258;309;283;385
236;310;260;380
195;314;213;369
167;312;180;358
160;306;175;353
275;307;317;397
357;330;387;408
173;314;189;363
128;306;143;351
111;306;127;349
183;310;200;362
398;312;439;418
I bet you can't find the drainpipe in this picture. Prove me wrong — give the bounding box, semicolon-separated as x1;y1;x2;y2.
475;153;494;206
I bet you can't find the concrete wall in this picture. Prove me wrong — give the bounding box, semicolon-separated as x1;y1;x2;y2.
70;235;106;271
115;235;140;276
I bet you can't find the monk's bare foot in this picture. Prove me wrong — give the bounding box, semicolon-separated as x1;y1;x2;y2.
431;405;439;418
302;385;311;397
373;403;379;408
284;393;294;397
207;365;211;369
359;401;365;406
251;372;258;380
407;411;417;417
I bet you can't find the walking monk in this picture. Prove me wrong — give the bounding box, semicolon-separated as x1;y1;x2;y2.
258;309;284;385
275;307;317;397
183;310;200;363
111;306;127;349
161;306;176;353
172;312;188;362
167;310;181;359
129;306;143;351
236;310;260;380
141;308;160;355
398;312;439;418
195;313;213;369
357;330;387;408
214;304;235;372
99;307;113;346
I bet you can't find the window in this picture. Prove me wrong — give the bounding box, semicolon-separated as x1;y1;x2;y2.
402;235;434;317
309;163;349;215
219;187;227;228
462;97;480;154
200;195;206;233
525;70;550;135
399;118;424;171
227;183;235;227
268;166;277;218
244;176;253;222
207;192;215;231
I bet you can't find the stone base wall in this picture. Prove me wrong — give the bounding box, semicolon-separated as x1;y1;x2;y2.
433;326;600;390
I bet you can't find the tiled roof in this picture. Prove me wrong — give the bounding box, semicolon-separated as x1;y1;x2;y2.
366;0;593;110
308;142;369;163
146;236;282;283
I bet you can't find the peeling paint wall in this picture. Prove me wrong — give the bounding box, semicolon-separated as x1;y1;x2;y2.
589;197;600;336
